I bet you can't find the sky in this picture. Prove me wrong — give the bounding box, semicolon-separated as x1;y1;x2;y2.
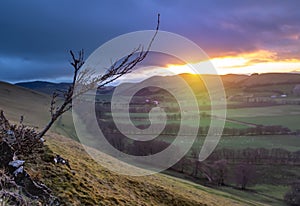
0;0;300;83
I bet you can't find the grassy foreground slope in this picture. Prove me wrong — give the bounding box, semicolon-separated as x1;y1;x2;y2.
38;133;259;206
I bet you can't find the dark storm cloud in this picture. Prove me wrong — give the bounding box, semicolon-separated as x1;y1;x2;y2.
0;0;299;82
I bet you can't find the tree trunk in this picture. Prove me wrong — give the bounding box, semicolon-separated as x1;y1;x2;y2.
37;117;57;139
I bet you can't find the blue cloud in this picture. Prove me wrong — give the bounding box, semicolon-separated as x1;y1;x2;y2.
0;0;299;82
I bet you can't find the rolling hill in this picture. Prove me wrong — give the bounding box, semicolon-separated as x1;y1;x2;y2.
0;81;77;140
15;73;300;98
232;73;300;87
8;73;300;205
0;81;51;127
0;82;263;205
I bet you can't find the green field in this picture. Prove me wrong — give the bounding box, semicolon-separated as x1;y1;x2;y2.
232;115;300;130
225;105;300;118
161;134;300;153
218;185;288;206
220;105;300;130
216;135;300;151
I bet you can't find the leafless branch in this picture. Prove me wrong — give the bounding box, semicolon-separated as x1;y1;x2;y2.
37;14;160;139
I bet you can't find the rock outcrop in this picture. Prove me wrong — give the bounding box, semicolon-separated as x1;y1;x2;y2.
0;110;60;205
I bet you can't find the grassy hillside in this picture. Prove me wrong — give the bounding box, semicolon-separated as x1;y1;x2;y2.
29;133;257;206
238;73;300;87
4;73;300;205
0;81;263;205
0;81;51;127
0;81;77;140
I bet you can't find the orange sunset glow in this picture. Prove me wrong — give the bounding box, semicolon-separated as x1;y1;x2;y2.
165;50;300;75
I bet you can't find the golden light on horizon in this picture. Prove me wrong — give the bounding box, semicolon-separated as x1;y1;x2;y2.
164;50;300;75
211;50;300;74
165;64;198;75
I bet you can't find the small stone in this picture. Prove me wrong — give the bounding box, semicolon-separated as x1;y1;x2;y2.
13;166;24;176
9;160;25;168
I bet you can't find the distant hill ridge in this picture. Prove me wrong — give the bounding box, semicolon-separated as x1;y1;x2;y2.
15;81;115;95
15;73;300;95
15;81;71;95
220;73;300;87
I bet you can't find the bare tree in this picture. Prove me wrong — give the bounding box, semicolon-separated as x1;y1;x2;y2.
212;159;227;186
234;163;256;190
37;15;160;139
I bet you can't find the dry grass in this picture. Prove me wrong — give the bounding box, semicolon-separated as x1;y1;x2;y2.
0;81;50;127
22;133;260;206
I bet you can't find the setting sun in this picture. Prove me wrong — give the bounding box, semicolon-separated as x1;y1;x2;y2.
163;50;300;75
165;64;198;74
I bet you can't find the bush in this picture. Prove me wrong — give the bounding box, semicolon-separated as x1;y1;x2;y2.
284;181;300;205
